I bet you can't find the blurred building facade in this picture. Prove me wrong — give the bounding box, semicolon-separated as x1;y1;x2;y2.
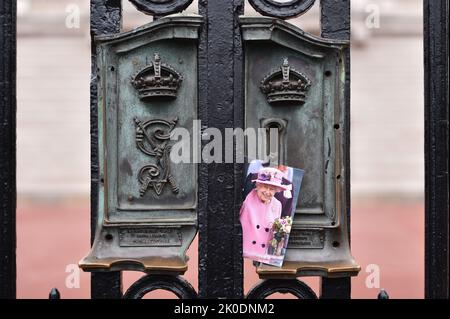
17;0;423;198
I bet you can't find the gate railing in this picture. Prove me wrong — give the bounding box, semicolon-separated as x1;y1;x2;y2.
0;0;449;299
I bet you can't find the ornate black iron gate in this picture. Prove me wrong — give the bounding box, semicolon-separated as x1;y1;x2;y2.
0;0;449;299
87;0;354;299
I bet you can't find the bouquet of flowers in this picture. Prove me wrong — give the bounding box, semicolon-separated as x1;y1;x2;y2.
268;216;293;256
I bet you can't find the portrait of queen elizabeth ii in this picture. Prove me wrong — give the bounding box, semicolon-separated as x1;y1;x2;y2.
239;166;298;266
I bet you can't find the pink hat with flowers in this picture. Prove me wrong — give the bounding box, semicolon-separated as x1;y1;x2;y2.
252;167;291;192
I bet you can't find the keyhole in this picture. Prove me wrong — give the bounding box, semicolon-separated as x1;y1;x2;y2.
266;124;281;165
260;119;287;166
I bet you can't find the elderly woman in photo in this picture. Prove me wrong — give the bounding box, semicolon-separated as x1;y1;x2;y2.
243;161;294;218
239;167;291;263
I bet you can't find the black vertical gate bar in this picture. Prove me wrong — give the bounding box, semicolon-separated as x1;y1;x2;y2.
319;0;351;299
232;0;245;300
0;0;16;300
198;0;244;298
90;0;123;299
320;277;350;299
424;0;450;299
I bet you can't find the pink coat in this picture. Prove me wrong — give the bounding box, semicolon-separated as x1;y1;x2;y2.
240;189;282;262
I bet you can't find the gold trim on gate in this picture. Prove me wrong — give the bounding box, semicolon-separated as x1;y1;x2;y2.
79;256;188;275
256;260;361;279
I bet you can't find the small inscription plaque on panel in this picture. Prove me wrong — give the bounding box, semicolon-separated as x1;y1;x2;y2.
288;228;324;249
119;227;182;247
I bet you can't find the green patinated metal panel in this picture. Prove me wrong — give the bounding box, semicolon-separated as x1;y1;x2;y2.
80;15;202;274
242;17;345;227
241;17;359;278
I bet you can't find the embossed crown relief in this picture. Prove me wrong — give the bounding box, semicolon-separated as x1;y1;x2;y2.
131;53;183;101
132;53;183;197
260;58;311;105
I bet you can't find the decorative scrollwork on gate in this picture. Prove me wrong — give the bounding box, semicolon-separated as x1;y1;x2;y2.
248;0;316;19
123;275;198;299
135;117;180;197
129;0;194;16
246;279;318;299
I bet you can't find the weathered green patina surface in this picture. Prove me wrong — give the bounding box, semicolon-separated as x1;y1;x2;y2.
80;15;202;274
241;17;359;278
